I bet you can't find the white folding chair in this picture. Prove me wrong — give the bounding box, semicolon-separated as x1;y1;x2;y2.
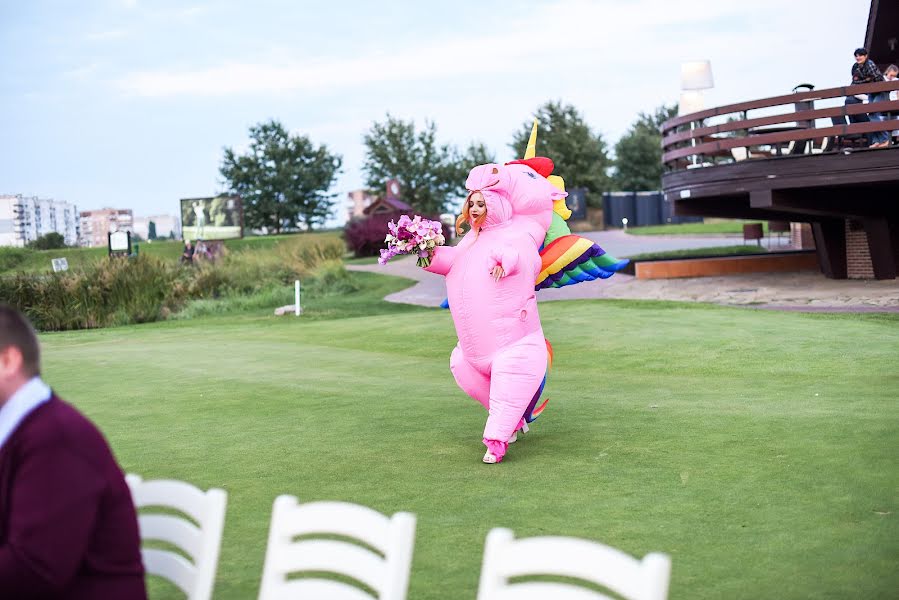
476;528;671;600
126;474;227;600
258;495;416;600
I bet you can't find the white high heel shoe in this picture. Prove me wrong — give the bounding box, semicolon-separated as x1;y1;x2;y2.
508;422;529;444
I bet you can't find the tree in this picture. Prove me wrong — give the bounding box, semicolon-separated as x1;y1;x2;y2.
220;120;342;233
462;142;496;169
148;221;157;240
27;232;66;250
510;101;612;206
362;115;496;215
612;104;678;191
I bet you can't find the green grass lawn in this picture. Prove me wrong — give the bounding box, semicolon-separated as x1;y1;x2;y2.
626;245;770;261
39;302;898;600
627;220;771;236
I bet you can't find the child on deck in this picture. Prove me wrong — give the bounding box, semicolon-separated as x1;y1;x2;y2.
885;64;898;144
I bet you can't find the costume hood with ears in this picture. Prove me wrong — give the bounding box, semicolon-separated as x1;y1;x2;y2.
466;161;566;237
478;189;513;229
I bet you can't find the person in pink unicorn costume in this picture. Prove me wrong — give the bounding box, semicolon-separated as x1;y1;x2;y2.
424;160;565;464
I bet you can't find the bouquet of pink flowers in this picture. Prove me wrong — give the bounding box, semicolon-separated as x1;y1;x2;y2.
379;214;446;267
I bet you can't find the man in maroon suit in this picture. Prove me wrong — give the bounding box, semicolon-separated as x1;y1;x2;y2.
0;306;147;599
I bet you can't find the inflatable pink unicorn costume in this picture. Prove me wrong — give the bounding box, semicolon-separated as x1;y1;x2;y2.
418;122;629;464
425;162;566;463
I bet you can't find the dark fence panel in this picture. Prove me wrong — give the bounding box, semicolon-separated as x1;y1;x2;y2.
603;192;702;227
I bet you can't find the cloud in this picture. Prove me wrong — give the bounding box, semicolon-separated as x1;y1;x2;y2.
114;0;853;100
63;63;100;80
108;0;717;97
85;29;128;41
177;6;207;19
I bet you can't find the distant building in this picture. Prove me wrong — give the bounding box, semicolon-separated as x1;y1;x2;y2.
347;189;375;221
0;194;79;247
350;179;411;219
79;208;133;247
363;196;413;216
133;215;181;240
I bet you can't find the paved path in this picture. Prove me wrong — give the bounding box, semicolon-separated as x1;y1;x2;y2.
577;230;790;257
349;232;899;312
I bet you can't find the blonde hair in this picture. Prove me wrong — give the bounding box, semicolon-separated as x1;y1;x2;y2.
456;191;487;235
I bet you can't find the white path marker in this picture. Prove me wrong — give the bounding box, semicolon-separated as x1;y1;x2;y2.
295;280;301;316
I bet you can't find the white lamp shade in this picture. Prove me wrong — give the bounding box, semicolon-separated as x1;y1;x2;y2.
678;90;705;116
681;60;714;90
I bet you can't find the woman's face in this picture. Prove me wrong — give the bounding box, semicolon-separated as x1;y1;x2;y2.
468;192;486;221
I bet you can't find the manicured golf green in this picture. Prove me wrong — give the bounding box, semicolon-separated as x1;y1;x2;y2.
39;302;898;599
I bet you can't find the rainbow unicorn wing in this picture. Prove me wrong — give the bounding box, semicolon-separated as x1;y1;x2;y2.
536;234;629;291
523;339;553;423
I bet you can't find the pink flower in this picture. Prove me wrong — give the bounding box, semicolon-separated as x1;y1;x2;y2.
378;214;445;266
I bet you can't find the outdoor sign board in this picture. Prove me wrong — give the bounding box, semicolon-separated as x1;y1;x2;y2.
180;195;243;242
108;230;131;256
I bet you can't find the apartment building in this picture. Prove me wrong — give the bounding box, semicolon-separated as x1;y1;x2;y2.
0;194;79;247
79;208;133;247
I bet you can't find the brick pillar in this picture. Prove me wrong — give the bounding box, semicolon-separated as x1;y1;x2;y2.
845;220;875;279
790;222;815;249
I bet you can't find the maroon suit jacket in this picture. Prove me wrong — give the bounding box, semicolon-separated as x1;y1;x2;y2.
0;395;146;599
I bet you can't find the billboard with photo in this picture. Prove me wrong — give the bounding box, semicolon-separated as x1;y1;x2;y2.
180;195;243;241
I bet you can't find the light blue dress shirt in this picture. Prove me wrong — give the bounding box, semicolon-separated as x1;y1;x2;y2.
0;377;52;450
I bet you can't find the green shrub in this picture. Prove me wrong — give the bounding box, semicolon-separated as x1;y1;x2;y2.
276;236;345;277
0;247;30;271
0;256;181;331
304;259;359;297
0;236;356;330
27;232;66;250
188;264;233;299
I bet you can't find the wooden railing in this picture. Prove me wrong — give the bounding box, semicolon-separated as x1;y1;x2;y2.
661;80;899;171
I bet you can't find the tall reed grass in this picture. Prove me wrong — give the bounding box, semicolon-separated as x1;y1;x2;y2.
0;236;350;331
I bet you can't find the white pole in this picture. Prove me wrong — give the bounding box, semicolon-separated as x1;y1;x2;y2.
295;280;301;316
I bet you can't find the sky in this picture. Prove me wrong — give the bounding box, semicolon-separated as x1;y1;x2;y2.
0;0;872;225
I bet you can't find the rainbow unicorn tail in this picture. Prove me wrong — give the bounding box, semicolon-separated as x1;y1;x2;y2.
523;339;554;423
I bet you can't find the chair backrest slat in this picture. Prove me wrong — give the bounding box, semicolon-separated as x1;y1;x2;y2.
128;477;218;524
266;539;386;591
493;536;651;597
127;474;228;600
142;548;197;596
477;528;670;600
137;514;204;561
258;495;416;600
271;500;391;553
488;582;617;600
262;579;377;600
